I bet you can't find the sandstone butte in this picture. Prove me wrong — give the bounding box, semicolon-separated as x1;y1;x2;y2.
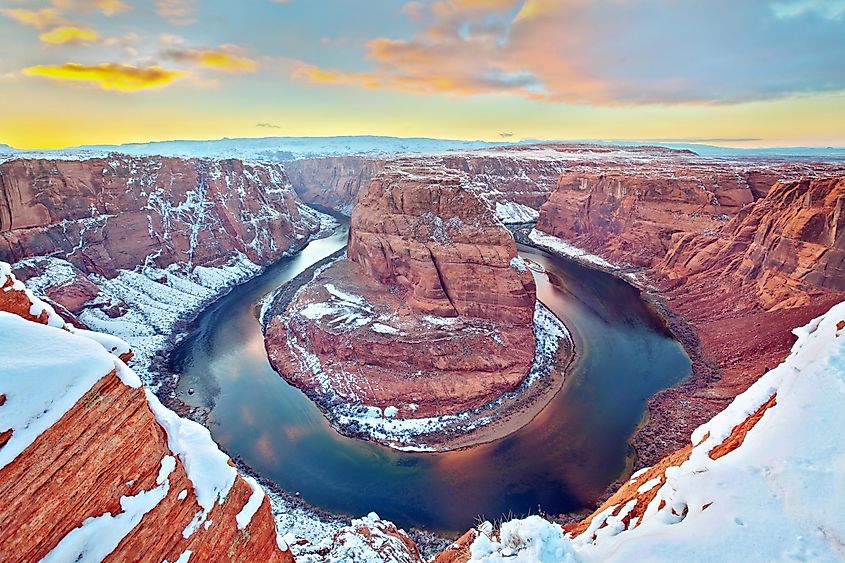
266;163;538;419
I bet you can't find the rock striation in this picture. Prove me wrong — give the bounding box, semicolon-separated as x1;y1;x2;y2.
0;156;330;382
0;264;292;563
286;156;384;215
265;163;539;434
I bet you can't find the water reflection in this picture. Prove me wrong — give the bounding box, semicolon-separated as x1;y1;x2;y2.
171;229;690;533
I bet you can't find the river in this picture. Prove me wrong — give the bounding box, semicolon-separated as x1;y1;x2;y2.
170;224;690;534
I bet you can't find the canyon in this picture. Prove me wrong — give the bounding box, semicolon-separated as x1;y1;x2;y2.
2;142;844;562
263;162;568;449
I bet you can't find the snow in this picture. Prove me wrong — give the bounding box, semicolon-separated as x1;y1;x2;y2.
470;516;578;562
236;476;266;530
371;322;400;335
1;262;64;328
40;455;176;563
295;512;419;563
528;228;618;270
471;299;845;562
144;389;238;537
495;201;540;224
510;256;528;273
70;327;132;358
0;312;116;470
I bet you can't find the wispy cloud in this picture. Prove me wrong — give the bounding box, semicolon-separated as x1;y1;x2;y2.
39;26;100;45
162;45;259;73
291;0;845;106
771;0;845;19
155;0;198;25
256;122;281;129
0;8;61;30
51;0;132;16
23;63;184;91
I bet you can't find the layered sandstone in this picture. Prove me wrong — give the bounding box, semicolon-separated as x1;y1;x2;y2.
286;156;384;214
0;156;322;277
0;265;292;563
266;164;538;427
0;156;328;379
285;150;567;222
532;159;845;465
534;159;827;268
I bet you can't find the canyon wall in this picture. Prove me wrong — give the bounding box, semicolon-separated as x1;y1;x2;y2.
532;158;845;466
0;156;330;380
348;164;537;324
0;156;323;277
285;156;384;214
0;265;292;563
285;151;567;222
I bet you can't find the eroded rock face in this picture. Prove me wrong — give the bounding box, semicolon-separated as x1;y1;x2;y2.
286;156;384;214
660;176;845;310
285;151;567;222
0;156;322;278
266;164;537;422
535;161;818;268
348;165;536;324
0;268;291;563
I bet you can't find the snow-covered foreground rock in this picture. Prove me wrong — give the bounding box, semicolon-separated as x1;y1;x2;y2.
1;263;425;563
0;155;336;387
448;299;845;562
0;265;293;562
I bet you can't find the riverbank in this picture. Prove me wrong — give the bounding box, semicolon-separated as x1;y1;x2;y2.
512;226;719;485
261;248;576;452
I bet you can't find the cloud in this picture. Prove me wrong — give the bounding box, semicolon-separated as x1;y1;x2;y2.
293;0;845;106
162;45;259;73
51;0;132;16
256;122;281;129
0;8;61;29
23;63;184;91
499;132;513;138
155;0;198;25
39;26;100;45
771;0;845;19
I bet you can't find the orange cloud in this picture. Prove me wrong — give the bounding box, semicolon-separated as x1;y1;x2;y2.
163;45;259;73
39;26;100;45
0;8;60;29
23;63;184;91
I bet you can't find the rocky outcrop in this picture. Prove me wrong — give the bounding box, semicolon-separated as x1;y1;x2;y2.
0;265;292;563
265;163;539;433
534;161;828;268
285;150;567;222
660;176;845;310
349;165;536;324
286;156;384;214
0;156;330;382
0;156;322;277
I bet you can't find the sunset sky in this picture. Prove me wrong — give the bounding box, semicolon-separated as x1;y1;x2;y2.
1;0;844;149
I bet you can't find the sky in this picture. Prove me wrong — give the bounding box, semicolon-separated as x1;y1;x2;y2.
0;0;844;149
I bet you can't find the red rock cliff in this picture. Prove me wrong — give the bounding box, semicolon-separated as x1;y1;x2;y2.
0;156;322;277
0;265;293;563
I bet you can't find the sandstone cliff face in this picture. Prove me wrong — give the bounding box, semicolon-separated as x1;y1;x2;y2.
0;156;322;277
535;163;810;268
286;156;384;214
0;265;292;563
285;151;566;222
661;176;845;310
266;163;538;425
348;164;536;325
